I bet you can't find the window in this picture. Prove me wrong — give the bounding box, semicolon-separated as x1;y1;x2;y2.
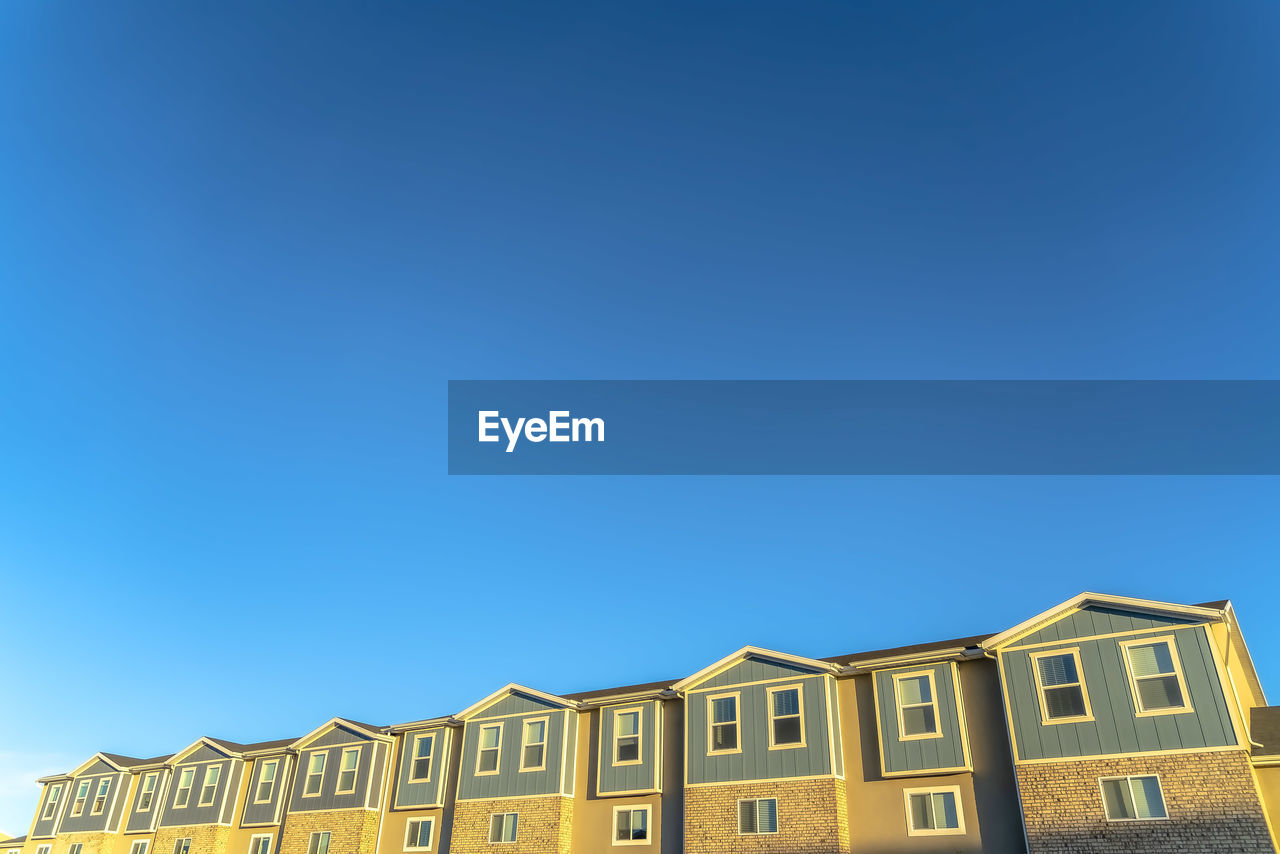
1101;775;1168;821
71;780;90;816
613;805;650;845
138;773;158;812
476;724;502;774
613;708;642;765
91;777;111;815
130;841;150;854
737;798;778;835
904;786;964;836
489;813;518;844
255;760;279;803
37;846;51;854
42;783;63;820
894;671;941;739
768;685;805;747
408;734;434;782
305;832;330;854
198;765;221;807
1122;637;1191;715
304;753;326;796
68;845;83;854
172;839;191;854
174;768;195;807
707;693;739;754
520;718;547;771
404;818;434;851
247;835;272;854
336;748;360;794
1031;649;1093;723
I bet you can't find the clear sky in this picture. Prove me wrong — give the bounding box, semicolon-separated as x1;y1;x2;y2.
1;0;1278;837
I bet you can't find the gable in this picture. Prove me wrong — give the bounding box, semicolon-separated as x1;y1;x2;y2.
696;655;827;690
178;744;230;765
479;692;565;718
1013;605;1201;647
306;724;375;748
77;760;116;778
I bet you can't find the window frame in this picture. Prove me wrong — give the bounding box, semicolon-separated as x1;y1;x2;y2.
71;780;90;817
611;804;652;846
174;768;196;808
1029;647;1095;725
475;723;504;776
1119;636;1194;717
1099;774;1169;822
198;765;222;807
766;684;807;750
305;831;330;854
303;752;327;797
128;842;149;854
254;759;279;804
36;846;51;854
247;834;272;854
706;691;742;756
893;670;943;742
335;747;361;795
903;785;966;837
91;777;111;815
42;783;63;820
68;845;83;854
519;716;549;773
137;772;158;812
403;817;435;852
407;734;434;783
488;812;519;844
736;797;779;835
172;838;191;854
612;707;644;767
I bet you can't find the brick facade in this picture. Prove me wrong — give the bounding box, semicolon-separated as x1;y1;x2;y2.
154;825;231;854
278;810;379;854
1016;749;1275;854
450;797;572;854
684;779;849;854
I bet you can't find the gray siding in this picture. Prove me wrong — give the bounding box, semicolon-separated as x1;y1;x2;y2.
873;663;969;775
1002;624;1237;761
1017;605;1197;646
456;709;569;800
394;728;449;808
289;735;381;813
160;759;236;827
126;771;168;833
365;744;387;809
241;756;289;826
31;781;66;838
58;773;125;834
483;694;564;717
309;725;377;749
219;763;242;825
597;701;659;795
685;674;834;785
701;658;825;690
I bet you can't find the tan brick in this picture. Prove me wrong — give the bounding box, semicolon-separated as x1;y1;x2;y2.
684;779;848;854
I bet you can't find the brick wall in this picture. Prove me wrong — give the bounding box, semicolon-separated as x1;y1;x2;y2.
1017;749;1275;854
35;831;124;854
450;797;572;854
684;779;848;854
278;811;379;854
154;824;231;854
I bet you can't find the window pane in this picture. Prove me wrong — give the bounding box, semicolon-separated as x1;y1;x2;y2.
1128;643;1174;678
1102;779;1135;820
772;689;800;717
525;721;545;744
1131;777;1166;819
631;809;648;840
618;712;639;737
480;727;500;749
712;723;737;751
523;745;544;768
617;736;640;762
479;750;498;773
416;737;433;758
615;810;630;840
712;696;736;723
757;799;777;833
1044;685;1086;718
504;815;517;842
1037;654;1078;687
739;800;756;833
774;716;803;745
898;676;931;706
1138;675;1184;710
909;793;933;829
489;816;502;843
933;792;959;829
902;705;937;736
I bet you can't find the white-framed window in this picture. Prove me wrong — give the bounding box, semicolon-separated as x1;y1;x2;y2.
37;845;52;854
255;759;279;803
305;832;330;854
488;813;518;844
768;685;805;747
613;708;642;765
172;838;191;854
336;748;360;794
91;777;111;815
1121;637;1192;716
137;772;158;812
174;767;196;807
1101;775;1168;821
404;817;435;851
304;752;327;796
408;734;434;782
894;670;941;739
71;780;90;816
1030;648;1093;723
42;783;63;820
247;834;272;854
68;845;83;854
129;842;149;854
612;805;651;846
707;692;740;755
520;718;548;772
198;765;221;807
904;786;964;836
737;798;778;835
476;723;503;775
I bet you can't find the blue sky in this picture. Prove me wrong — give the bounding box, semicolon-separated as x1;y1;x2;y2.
1;0;1278;836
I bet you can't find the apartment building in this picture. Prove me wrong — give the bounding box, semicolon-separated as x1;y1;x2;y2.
9;592;1280;854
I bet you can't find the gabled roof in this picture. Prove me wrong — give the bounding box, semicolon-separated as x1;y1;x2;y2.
66;752;136;776
822;634;993;668
562;679;677;703
290;717;390;749
981;592;1226;650
167;736;249;765
2;836;27;846
455;683;577;721
672;646;838;692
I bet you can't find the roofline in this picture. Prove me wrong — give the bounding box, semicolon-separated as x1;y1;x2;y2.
980;592;1226;650
672;645;839;692
36;774;71;784
385;716;459;734
289;717;392;749
167;737;244;764
571;688;678;709
455;683;579;720
837;644;988;673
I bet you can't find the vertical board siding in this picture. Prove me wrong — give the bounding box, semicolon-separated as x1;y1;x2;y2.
482;694;564;717
308;726;375;749
219;763;243;825
456;709;566;800
160;760;235;827
108;774;130;830
365;743;386;809
874;664;968;774
394;728;448;808
58;773;125;834
686;674;833;785
1016;606;1197;647
288;738;379;812
563;713;577;797
597;701;658;794
241;757;288;825
32;783;64;837
1004;624;1237;761
700;658;825;690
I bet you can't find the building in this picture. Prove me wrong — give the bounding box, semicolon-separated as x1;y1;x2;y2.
11;592;1280;854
